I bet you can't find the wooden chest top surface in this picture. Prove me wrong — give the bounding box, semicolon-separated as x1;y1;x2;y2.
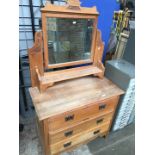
29;76;124;120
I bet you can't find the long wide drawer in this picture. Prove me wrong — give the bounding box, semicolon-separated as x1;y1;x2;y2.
50;121;110;155
48;96;119;131
49;112;113;145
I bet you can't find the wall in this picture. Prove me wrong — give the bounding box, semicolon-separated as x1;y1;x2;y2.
19;0;42;117
80;0;120;61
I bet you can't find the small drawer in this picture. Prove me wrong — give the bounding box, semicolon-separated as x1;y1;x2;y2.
49;112;113;145
48;96;119;131
50;122;110;155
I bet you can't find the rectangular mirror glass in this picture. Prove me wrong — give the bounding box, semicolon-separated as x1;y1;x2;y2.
46;18;94;64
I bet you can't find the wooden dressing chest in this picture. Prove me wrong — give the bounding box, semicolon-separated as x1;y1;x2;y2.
29;76;124;155
28;1;124;154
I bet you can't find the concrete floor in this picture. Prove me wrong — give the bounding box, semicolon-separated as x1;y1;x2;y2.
19;116;134;155
88;124;135;155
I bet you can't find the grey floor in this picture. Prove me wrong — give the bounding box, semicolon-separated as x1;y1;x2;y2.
19;116;135;155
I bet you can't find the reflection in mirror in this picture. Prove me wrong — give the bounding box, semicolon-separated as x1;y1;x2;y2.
47;18;94;64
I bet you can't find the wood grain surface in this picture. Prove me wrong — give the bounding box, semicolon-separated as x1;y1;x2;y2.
49;112;113;145
41;3;99;15
50;122;110;154
29;77;124;121
47;96;117;131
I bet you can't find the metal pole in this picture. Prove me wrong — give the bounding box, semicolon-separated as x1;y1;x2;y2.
19;57;28;111
29;0;35;40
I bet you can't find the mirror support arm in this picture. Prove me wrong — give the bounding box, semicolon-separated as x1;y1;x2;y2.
28;31;44;88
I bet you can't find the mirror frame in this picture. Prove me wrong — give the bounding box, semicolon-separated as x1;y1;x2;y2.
41;5;99;69
28;3;105;92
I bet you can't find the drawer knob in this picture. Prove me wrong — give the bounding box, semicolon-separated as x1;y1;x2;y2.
94;130;100;135
96;118;103;124
64;130;73;137
99;104;106;110
65;114;74;121
64;142;72;148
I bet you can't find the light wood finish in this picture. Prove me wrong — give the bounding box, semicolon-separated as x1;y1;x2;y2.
68;0;81;7
28;31;44;87
29;77;124;121
49;112;113;145
41;3;99;15
36;117;51;155
41;4;99;70
44;119;51;155
47;59;92;69
36;116;45;152
47;96;118;131
30;76;124;155
41;11;98;70
93;30;105;78
28;2;124;154
33;31;105;92
28;2;105;92
51;131;107;155
50;122;110;155
36;65;103;92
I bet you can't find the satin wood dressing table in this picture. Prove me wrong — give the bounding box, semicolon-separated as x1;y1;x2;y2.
28;1;124;155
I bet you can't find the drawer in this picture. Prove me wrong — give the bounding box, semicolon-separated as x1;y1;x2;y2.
48;96;118;131
49;112;113;145
50;121;110;155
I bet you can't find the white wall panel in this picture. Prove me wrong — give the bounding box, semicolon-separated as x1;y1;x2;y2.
19;18;32;25
19;32;33;40
19;40;34;54
19;6;31;17
32;0;41;6
33;6;41;18
19;0;29;5
19;18;40;26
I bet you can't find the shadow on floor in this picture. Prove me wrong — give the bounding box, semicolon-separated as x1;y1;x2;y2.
88;123;135;155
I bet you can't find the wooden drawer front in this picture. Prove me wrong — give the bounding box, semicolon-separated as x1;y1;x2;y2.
48;96;118;131
49;112;113;145
50;121;110;155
